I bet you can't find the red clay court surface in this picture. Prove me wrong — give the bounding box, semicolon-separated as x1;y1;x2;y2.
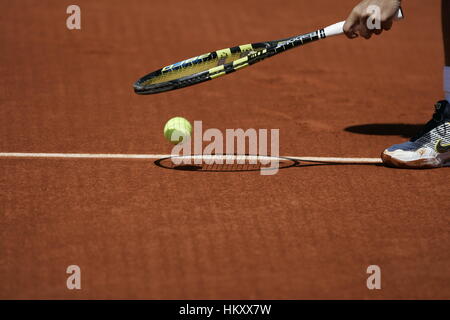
1;0;449;299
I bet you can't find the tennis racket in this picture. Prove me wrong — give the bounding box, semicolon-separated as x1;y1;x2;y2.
134;8;403;95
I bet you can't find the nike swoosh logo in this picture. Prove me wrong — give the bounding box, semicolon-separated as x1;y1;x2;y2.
435;139;450;153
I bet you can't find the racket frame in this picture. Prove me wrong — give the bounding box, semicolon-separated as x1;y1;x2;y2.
134;8;403;95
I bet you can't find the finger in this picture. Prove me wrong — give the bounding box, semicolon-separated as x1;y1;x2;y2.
343;10;359;39
362;31;373;39
343;24;358;38
373;28;383;35
382;19;394;31
358;17;372;39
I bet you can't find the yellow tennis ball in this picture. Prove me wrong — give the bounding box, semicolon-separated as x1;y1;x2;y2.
163;117;192;144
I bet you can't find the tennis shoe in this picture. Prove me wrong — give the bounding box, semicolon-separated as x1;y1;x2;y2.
382;100;450;168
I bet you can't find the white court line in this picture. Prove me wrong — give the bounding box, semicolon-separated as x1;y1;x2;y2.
0;152;383;164
0;152;170;159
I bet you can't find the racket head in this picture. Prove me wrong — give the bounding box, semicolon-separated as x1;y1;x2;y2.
154;154;299;172
133;29;323;95
133;43;271;95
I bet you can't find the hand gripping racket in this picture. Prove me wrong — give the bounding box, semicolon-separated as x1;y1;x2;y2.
134;8;403;95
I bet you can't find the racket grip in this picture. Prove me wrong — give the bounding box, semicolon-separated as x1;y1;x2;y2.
323;7;404;38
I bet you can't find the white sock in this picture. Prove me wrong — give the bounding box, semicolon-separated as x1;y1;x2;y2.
445;66;450;102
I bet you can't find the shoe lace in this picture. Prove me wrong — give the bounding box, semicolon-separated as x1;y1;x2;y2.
411;101;447;142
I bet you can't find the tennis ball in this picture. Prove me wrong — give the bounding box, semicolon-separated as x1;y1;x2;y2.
163;117;192;144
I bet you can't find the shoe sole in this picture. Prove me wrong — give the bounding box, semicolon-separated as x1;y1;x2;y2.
381;152;447;169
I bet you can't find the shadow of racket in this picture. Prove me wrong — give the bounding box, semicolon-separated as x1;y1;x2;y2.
154;154;383;173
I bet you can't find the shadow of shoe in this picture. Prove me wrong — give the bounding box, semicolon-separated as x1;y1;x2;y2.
344;123;423;138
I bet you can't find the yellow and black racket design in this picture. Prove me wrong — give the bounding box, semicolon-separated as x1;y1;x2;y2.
134;9;403;95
